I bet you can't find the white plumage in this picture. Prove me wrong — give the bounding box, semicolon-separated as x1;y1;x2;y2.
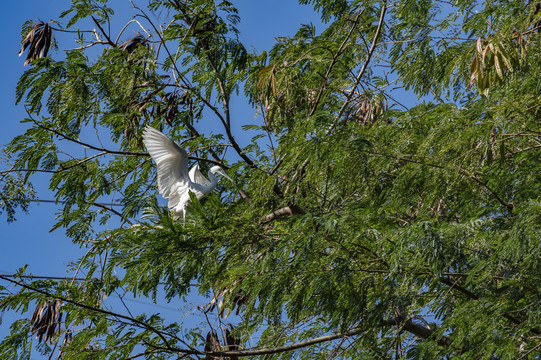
143;126;231;220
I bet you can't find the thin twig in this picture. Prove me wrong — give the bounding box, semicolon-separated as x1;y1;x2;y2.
115;19;152;44
517;341;541;360
335;1;388;122
92;202;132;225
91;15;116;47
309;9;366;117
0;274;86;281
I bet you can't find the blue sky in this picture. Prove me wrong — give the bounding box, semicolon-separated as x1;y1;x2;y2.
0;1;325;357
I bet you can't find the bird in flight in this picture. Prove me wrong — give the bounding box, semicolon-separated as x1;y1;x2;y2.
143;126;232;220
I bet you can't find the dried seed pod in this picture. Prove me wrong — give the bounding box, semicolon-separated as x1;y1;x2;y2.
19;21;52;66
225;325;239;360
208;279;249;319
30;300;63;344
204;329;223;359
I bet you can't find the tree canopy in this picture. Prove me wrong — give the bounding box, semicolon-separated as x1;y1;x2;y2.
2;0;541;358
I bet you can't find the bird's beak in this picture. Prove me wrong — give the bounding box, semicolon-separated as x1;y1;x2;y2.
219;170;233;182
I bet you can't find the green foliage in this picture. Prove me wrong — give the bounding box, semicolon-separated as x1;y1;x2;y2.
0;320;32;360
0;163;34;222
3;0;541;358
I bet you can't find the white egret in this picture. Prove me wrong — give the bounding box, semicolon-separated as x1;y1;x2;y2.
143;126;232;220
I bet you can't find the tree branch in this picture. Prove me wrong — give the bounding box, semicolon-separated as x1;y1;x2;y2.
459;168;513;212
131;4;256;168
91;201;132;226
202;41;256;168
259;205;305;225
0;274;86;281
185;123;224;165
517;341;541;360
383;313;452;347
27;118;224;171
38;122;147;157
207;327;367;357
5;273;525;357
309;9;365;117
335;1;387;121
212;312;452;357
65;40;110;51
91;15;116;47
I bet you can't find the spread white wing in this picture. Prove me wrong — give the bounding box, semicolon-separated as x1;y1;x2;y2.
188;164;211;187
143;126;190;208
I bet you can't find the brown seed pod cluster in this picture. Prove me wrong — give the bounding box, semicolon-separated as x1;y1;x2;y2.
203;325;240;360
207;279;248;318
352;94;388;126
30;299;62;344
19;21;52;66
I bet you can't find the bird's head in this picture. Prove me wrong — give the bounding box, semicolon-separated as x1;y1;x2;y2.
210;166;232;182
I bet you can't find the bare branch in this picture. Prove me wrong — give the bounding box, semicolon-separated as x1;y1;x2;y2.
0;168;56;175
459;168;513;212
49;26;95;34
91;15;116;47
383;312;453;347
517;341;541;360
207;327;368;357
92;201;132;226
0;274;86;281
38;122;147;157
115;19;151;44
65;40;110;51
0;275;373;358
259;204;306;225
